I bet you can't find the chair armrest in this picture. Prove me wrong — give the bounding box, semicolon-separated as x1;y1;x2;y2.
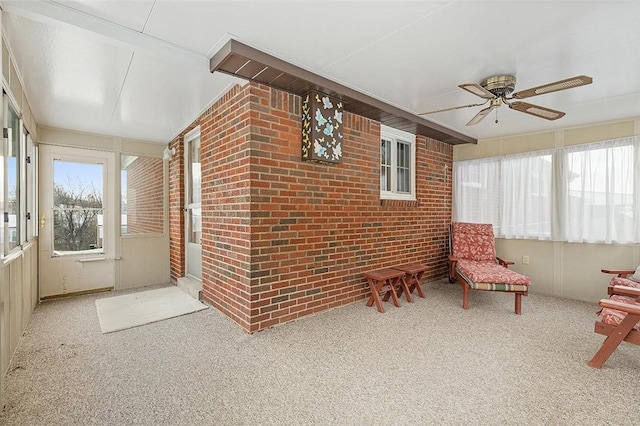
599;298;640;316
609;285;640;299
448;255;458;282
601;268;635;278
496;257;514;268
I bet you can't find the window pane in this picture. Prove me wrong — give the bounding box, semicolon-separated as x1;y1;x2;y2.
190;207;202;244
190;137;201;205
53;160;103;253
565;143;634;243
121;155;164;235
382;139;392;165
499;154;552;239
6;104;20;251
381;139;391;191
453;158;502;228
53;209;103;252
396;141;410;194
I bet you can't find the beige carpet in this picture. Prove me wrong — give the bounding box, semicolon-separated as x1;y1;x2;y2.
95;286;207;333
3;281;639;425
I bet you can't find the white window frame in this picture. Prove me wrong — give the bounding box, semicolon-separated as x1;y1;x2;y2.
380;125;416;201
3;95;22;256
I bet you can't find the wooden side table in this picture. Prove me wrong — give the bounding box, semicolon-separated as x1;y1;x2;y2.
393;263;428;302
363;268;407;313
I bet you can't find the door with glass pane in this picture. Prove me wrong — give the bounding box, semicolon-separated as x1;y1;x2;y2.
185;129;202;280
39;145;115;298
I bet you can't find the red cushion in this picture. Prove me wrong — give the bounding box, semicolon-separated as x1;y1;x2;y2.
452;222;496;261
600;295;640;331
610;277;640;289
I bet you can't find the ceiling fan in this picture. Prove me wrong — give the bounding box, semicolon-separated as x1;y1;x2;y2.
420;74;593;126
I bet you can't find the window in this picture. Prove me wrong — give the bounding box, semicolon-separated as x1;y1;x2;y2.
453;157;501;228
380;125;416;200
453;136;640;244
5;100;21;253
454;153;552;239
560;140;637;243
121;154;164;235
53;160;104;254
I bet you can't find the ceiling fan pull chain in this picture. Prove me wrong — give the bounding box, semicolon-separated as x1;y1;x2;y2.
495;108;499;124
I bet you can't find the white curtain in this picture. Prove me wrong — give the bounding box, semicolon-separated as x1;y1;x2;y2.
558;137;639;243
453;153;552;239
453;136;640;244
453;157;500;227
499;153;552;239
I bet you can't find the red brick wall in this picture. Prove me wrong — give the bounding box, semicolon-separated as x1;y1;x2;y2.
246;83;452;332
125;156;164;234
200;84;253;330
168;82;452;332
168;130;185;282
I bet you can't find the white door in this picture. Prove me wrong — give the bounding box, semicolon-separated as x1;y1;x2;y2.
185;129;202;280
39;145;116;298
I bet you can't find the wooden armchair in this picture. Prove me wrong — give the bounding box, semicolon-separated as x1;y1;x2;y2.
589;285;640;368
448;222;531;314
601;268;640;296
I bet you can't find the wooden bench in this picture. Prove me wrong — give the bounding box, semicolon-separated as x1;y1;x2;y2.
392;263;428;303
363;268;407;313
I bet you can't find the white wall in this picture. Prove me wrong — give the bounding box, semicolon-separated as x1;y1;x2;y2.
37;126;171;292
454;118;640;303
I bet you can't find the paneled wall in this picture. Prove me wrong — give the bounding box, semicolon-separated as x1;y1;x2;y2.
0;242;38;408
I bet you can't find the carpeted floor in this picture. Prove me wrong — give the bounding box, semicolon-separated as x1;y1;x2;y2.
1;280;639;425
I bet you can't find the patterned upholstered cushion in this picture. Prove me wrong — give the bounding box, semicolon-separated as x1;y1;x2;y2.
600;295;640;331
452;222;496;262
610;277;640;289
456;259;531;292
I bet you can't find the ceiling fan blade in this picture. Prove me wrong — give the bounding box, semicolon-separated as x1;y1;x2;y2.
420;99;490;115
459;83;496;99
509;101;565;120
466;105;496;126
512;75;593;99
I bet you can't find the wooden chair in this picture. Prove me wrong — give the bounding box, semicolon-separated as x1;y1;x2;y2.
589;285;640;368
448;222;531;314
601;268;640;296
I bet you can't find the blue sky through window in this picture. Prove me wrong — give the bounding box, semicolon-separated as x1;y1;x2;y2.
54;160;103;196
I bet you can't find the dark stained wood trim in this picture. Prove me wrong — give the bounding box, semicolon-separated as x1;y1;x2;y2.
210;39;476;145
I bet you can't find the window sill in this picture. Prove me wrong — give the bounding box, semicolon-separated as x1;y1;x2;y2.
380;199;420;208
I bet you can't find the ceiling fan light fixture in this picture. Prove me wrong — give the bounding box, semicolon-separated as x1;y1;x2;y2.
480;75;517;97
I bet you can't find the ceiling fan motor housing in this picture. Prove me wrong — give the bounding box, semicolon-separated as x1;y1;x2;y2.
481;75;517;97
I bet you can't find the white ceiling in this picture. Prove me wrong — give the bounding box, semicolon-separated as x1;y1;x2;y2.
1;0;639;144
